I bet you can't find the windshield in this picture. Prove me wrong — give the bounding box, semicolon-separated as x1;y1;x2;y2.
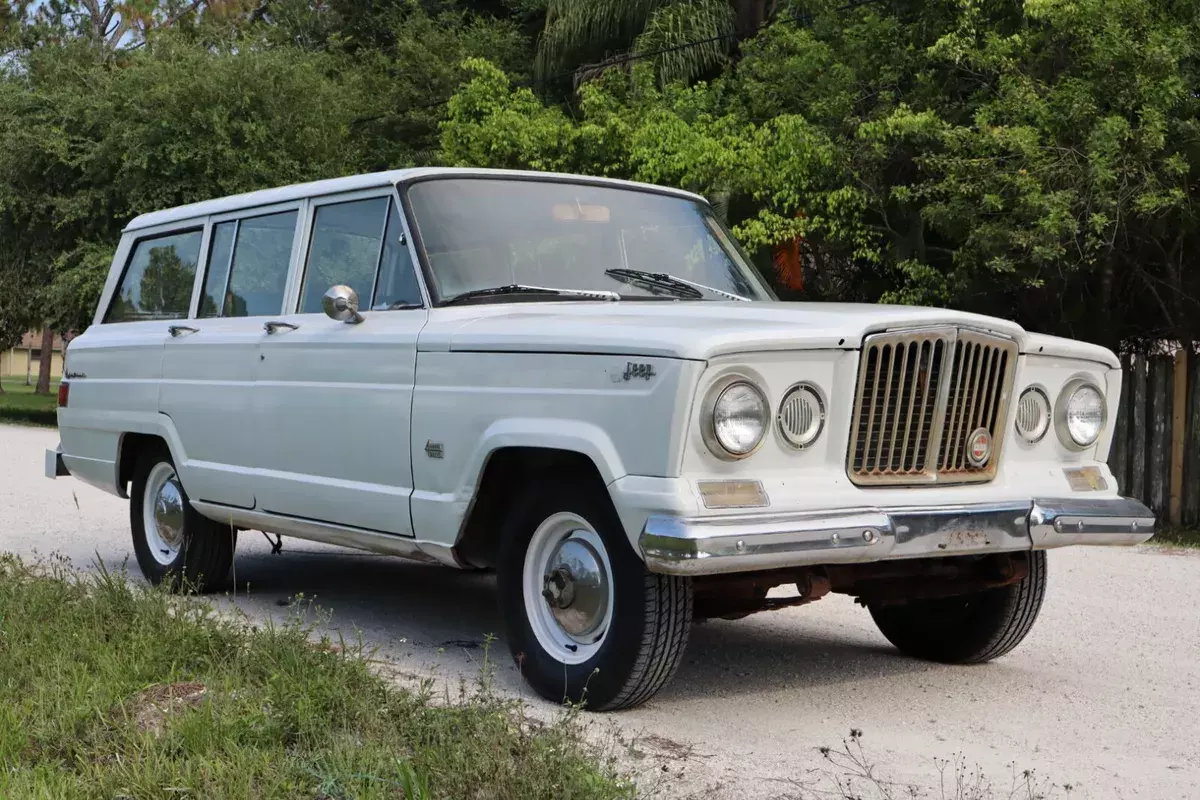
404;178;771;304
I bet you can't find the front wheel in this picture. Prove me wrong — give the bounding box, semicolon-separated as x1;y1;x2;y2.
868;551;1047;664
129;444;236;593
498;480;692;711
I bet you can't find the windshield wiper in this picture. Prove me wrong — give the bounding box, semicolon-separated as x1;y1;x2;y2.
604;269;750;302
443;284;620;306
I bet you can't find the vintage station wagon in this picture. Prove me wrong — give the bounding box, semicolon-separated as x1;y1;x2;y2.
47;168;1156;709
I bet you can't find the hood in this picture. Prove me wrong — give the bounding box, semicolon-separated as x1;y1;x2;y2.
417;301;1118;367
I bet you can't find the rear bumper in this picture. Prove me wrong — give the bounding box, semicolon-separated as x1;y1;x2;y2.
639;497;1155;575
44;446;69;479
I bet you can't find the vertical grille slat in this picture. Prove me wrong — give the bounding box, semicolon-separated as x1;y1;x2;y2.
943;342;971;471
848;328;1017;486
953;343;985;471
863;344;885;472
888;343;912;471
874;344;899;471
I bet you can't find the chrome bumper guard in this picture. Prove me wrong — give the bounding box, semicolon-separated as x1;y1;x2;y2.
44;446;69;479
639;497;1155;576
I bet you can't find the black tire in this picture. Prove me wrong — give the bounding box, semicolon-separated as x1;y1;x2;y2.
498;478;692;711
129;443;236;593
868;551;1047;664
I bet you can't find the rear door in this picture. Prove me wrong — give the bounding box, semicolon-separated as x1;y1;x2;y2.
160;204;302;509
252;189;427;535
58;227;204;493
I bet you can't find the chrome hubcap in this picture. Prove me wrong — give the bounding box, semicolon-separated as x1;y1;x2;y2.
523;513;613;665
143;462;185;566
542;536;609;643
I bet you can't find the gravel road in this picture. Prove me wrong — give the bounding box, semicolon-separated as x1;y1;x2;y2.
2;423;1198;799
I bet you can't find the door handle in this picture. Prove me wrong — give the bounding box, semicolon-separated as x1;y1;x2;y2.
264;321;299;334
168;325;199;337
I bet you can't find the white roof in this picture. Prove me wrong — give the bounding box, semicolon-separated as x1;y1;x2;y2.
124;167;709;232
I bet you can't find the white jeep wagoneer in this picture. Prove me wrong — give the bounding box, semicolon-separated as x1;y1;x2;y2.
47;167;1156;709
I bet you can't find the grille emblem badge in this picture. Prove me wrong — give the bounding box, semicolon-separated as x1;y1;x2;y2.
966;428;992;467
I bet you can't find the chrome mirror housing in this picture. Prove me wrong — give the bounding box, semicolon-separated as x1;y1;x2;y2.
323;285;364;324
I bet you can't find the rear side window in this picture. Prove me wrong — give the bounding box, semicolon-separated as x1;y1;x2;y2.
200;210;298;318
104;230;202;323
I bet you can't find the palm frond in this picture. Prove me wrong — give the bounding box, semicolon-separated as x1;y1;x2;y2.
536;0;669;79
632;0;735;85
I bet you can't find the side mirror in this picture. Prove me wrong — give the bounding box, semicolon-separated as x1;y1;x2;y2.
322;285;364;324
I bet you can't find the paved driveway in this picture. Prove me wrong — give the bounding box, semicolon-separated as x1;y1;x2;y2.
2;423;1198;798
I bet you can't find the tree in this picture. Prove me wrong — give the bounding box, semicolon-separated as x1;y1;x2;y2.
444;0;1200;350
0;33;370;352
536;0;779;86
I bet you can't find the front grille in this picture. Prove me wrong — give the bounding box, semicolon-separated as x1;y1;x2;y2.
848;328;1017;486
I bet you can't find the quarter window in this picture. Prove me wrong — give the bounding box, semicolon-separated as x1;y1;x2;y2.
104;230;202;323
300;197;422;314
200;210;297;318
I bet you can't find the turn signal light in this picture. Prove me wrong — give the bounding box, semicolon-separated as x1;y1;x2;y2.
697;479;769;509
57;381;69;408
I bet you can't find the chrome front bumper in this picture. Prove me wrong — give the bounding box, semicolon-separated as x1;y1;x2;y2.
639;497;1155;575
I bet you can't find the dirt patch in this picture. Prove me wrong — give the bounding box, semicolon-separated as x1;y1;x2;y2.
128;682;208;736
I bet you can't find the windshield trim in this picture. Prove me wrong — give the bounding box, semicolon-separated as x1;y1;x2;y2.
398;174;769;307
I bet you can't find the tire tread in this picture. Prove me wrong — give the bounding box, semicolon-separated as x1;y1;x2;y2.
600;572;692;710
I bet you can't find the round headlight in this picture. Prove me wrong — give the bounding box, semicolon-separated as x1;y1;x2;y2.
1055;380;1106;449
705;379;768;458
1014;387;1051;443
778;383;825;449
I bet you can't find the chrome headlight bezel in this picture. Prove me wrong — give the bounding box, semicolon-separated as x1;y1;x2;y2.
776;382;826;449
701;375;769;460
1054;378;1107;450
1014;386;1051;444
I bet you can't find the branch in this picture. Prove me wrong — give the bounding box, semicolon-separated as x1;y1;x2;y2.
123;0;207;49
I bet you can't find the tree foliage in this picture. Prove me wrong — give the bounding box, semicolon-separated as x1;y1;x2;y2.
443;0;1200;349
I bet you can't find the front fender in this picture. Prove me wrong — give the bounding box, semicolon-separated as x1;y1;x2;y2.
410;418;628;546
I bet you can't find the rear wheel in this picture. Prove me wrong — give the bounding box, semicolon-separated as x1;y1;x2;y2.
497;478;692;710
129;444;236;592
868;551;1047;663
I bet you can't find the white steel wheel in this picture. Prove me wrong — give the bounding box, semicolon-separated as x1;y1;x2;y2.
129;444;237;593
498;477;693;710
142;461;186;566
522;512;614;666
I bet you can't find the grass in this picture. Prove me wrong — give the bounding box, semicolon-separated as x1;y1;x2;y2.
0;554;634;800
0;379;58;427
1149;526;1200;549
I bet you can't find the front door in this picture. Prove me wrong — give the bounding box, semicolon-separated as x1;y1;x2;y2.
252;191;427;536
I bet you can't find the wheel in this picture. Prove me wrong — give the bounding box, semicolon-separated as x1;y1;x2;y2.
868;551;1047;664
129;444;236;592
497;478;692;711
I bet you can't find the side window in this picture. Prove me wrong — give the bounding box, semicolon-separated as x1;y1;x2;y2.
198;221;235;318
300;197;388;314
104;230;202;323
373;200;422;310
299;196;422;314
199;210;297;318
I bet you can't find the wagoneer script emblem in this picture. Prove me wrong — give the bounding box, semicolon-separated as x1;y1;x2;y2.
622;362;656;381
966;428;992;467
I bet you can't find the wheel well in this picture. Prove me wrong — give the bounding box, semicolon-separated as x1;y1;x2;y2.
455;447;608;569
117;433;168;498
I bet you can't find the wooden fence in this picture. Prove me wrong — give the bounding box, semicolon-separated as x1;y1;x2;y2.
1108;350;1200;526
